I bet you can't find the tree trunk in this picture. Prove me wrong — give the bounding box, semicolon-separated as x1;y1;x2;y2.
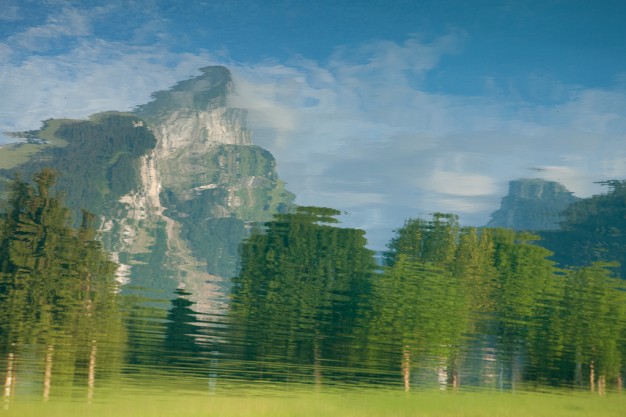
3;352;16;409
617;373;623;393
402;347;411;392
87;341;97;402
589;361;595;393
43;345;54;402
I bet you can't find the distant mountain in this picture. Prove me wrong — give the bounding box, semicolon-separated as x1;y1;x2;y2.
0;66;295;311
486;178;579;231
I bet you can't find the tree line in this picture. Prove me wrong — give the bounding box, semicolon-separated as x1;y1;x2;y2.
227;210;626;393
1;171;626;397
0;169;125;401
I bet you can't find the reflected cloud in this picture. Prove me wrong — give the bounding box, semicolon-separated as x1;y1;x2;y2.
539;165;606;197
0;42;213;134
0;4;20;22
1;6;626;249
226;40;626;249
9;7;91;51
428;170;496;197
434;197;496;214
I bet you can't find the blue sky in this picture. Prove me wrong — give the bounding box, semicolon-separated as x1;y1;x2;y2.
1;0;626;248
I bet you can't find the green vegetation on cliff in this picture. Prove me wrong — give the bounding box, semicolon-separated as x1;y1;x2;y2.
0;113;156;224
161;144;295;277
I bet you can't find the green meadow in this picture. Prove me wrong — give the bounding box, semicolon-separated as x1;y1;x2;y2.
4;390;625;417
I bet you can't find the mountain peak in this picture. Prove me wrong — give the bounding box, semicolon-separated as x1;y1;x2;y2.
135;66;232;120
487;178;580;231
0;65;294;296
508;178;571;200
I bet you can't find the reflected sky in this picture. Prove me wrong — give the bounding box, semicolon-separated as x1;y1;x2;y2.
1;0;625;249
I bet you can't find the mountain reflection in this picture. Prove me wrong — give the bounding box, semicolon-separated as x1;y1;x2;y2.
2;173;626;400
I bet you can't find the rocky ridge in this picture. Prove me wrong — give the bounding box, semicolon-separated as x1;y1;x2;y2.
109;67;294;313
0;66;295;313
486;178;579;231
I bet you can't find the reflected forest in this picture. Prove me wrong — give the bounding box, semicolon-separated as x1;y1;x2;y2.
2;170;626;401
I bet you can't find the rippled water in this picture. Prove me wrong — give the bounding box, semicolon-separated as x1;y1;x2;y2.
2;205;626;411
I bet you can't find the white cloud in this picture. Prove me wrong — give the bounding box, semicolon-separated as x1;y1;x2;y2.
428;170;496;197
224;36;626;249
0;43;12;63
603;156;626;179
328;33;463;85
0;40;215;134
0;4;20;21
548;89;626;134
537;165;600;197
10;7;91;51
2;24;626;249
434;197;495;214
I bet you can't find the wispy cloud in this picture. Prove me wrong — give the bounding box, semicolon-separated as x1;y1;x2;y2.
0;4;20;22
2;7;626;249
9;7;91;51
0;40;214;133
226;35;626;247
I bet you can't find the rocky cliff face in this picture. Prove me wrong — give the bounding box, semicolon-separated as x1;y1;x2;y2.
109;67;294;313
0;66;295;313
486;178;579;231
